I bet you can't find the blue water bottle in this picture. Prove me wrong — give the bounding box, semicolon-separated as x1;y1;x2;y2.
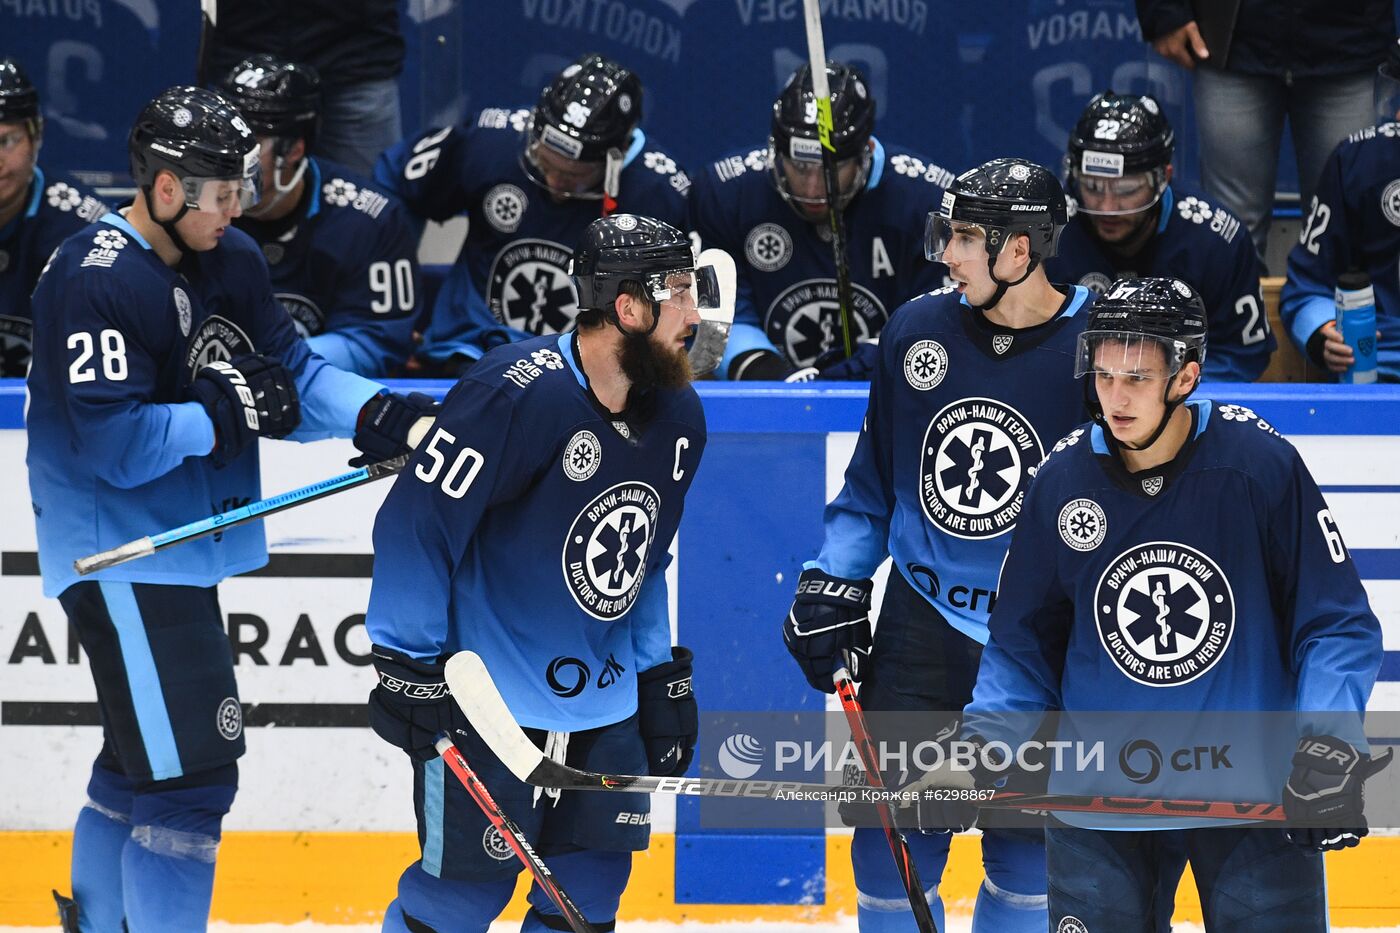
1336;269;1378;384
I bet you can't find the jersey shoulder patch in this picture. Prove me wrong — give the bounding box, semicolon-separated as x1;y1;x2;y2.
708;147;771;184
320;175;392;220
43;180;106;223
885;149;956;189
1031;425;1093;479
1171;190;1244;245
1213;403;1283;439
475;107;532;133
636;146;691;197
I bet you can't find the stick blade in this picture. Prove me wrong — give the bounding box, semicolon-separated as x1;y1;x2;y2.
445;651;544;782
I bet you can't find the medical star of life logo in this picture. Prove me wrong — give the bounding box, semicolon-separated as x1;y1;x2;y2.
920;398;1043;539
765;279;886;367
488;238;579;334
904;339;948;390
0;314;33;377
46;182;81;211
322;179;359;207
1058;498;1107;551
185;314;254;374
563;430;602;482
1094;542;1235;687
563;482;661;621
483;183;527;233
745;222;792;272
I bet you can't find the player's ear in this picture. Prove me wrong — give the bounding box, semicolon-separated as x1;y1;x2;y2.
156;169;180;208
288;137;307;164
1164;164;1174;185
1176;360;1201;397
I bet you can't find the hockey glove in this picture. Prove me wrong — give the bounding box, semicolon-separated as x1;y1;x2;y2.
189;354;301;467
729;348;795;381
367;645;463;761
637;646;698;777
1283;735;1393;851
783;568;873;693
810;341;881;382
350;390;439;467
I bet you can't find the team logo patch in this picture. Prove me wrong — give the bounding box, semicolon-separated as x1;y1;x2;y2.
745;222;793;272
765;279;886;368
992;334;1014;355
322;178;359;207
563;430;602;482
482;826;514;861
1094;542;1235;687
172;107;193;127
1057;918;1090;933
904;339;949;390
46;182;81;212
216;697;243;740
562;481;660;621
1177;196;1213;224
483;183;527;233
919;398;1044;540
613;214;638;231
1008;163;1031;181
487;238;578;334
1381;179;1400;227
0;314;33;376
1057;498;1107;551
1077;271;1113;295
277;293;326;337
173;287;192;337
185;314;254;374
262;242;285;265
1142;475;1164;496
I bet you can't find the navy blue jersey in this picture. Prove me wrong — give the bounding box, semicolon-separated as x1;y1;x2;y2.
817;285;1093;643
965;401;1381;827
1047;186;1275;383
0;167;106;376
688;139;953;373
26;213;383;597
374;107;691;362
1282;122;1400;380
233;157;418;377
365;332;706;732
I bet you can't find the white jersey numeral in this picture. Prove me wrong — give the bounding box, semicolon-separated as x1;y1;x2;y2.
67;329;128;384
415;427;484;499
369;259;415;314
1317;508;1347;563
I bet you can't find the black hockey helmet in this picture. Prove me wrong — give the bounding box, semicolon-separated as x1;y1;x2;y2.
1377;37;1400;122
217;54;321;150
572;214;695;314
1067;91;1174;216
129;86;261;242
530;53;641;164
924;158;1067;283
0;58;40;136
768;61;876;213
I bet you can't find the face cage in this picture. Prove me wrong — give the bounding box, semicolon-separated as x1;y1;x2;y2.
767;142;871;212
520;134;611;201
1074;331;1189;381
1068;165;1168;217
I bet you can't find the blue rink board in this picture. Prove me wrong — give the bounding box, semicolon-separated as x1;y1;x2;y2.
3;380;1399;904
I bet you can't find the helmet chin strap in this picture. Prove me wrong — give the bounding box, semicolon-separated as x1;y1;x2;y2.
968;253;1041;312
1088;377;1192;454
247;154;307;218
143;187;193;257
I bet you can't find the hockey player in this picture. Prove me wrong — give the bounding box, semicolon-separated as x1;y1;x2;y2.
0;57;106;377
27;86;436;932
374;53;691;375
962;277;1385;930
782;158;1093;932
1281;39;1400;381
364;214;713;932
218;54;419;377
1046;91;1275;383
688;61;953;380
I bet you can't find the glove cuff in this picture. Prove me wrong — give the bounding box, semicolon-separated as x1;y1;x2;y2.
795;568;873;609
371;644;449;703
639;646;693;697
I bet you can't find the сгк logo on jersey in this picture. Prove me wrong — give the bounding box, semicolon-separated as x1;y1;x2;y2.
919;397;1043;539
487;238;578;335
765;279;886;368
563;481;661;621
1094;541;1235;687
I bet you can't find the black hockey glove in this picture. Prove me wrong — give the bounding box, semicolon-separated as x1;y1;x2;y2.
783;568;873;693
189;354;301;467
729;348;794;381
350;390;439;467
637;647;698;777
367;645;463;761
1283;735;1393;851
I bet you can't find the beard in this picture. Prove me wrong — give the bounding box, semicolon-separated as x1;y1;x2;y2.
617;327;693;417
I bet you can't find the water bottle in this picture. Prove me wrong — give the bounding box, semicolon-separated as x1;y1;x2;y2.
1336;269;1378;384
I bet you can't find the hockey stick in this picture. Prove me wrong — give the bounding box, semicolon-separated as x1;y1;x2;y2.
445;651;1287;820
801;0;856;359
834;654;937;932
73;454;409;575
435;737;597;933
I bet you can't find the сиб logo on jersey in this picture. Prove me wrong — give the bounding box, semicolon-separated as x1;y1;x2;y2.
1094;541;1235;687
919;398;1043;539
276;293;326;337
563;482;661;621
0;314;32;376
487;238;578;334
184;314;253;374
765;279;886;367
483;183;527;233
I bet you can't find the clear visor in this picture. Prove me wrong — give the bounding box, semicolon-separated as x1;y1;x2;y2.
768;144;869;210
1377;67;1400;124
521;137;607;200
644;266;722;313
924;214;989;262
181;145;261;212
1069;170;1164;217
1074;331;1182;380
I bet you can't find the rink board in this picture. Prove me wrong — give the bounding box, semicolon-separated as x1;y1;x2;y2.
1;382;1399;924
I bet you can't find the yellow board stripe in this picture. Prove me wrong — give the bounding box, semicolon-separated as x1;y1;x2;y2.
3;831;1397;926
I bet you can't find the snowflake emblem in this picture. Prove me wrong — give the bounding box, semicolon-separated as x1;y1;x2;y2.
47;183;81;211
643;151;677;174
1218;404;1256;422
1053;428;1085;453
93;230;127;251
1177;196;1213;224
910;349;939;380
744;148;769;172
322;179;359;207
493;196;521;225
754;233;783;262
1057;497;1106;551
531;348;564;370
1067;508;1099;541
1008;163;1031;181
